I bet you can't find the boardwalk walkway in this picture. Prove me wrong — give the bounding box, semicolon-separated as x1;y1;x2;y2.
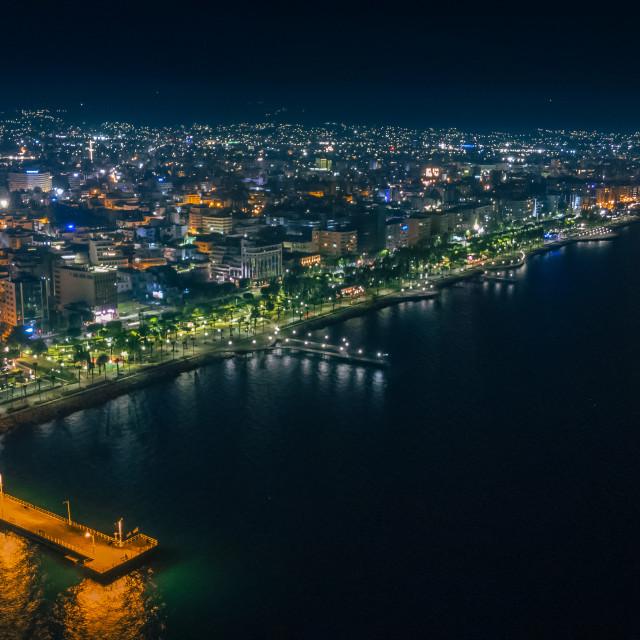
0;492;156;581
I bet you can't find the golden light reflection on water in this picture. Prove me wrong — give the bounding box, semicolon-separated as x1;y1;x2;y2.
0;530;165;640
56;571;165;640
0;530;50;639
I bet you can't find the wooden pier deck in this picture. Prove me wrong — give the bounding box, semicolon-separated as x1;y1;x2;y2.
0;492;157;582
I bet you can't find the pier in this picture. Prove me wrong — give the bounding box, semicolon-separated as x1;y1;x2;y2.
276;338;389;367
481;274;518;283
0;486;157;582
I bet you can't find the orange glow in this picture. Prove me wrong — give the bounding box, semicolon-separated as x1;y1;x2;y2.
57;572;163;639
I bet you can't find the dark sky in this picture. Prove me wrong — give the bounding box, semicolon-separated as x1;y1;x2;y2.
3;0;638;130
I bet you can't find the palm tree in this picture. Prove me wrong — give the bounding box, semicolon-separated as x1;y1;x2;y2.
97;353;109;378
72;344;90;386
250;305;261;334
127;333;142;365
32;362;41;400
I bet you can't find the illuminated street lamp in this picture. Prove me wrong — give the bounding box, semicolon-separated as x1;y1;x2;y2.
85;531;96;555
63;500;71;525
115;518;123;547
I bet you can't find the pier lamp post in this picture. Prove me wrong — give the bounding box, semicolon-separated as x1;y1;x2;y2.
85;531;95;555
1;473;4;518
116;518;123;547
63;500;71;525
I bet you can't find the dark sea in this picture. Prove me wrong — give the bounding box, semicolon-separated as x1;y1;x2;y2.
3;225;640;639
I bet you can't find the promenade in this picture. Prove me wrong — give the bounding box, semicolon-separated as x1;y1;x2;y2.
0;217;637;431
0;491;156;581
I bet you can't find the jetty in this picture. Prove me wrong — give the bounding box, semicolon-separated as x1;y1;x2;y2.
481;274;518;283
0;485;157;582
276;338;389;367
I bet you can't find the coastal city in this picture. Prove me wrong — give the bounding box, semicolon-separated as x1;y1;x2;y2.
4;0;640;631
0;110;638;410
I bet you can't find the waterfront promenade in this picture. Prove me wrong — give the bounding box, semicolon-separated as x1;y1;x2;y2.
0;491;156;581
0;218;636;432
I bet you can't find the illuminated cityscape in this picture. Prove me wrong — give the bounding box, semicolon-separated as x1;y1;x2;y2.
4;0;640;636
1;109;640;635
0;112;638;339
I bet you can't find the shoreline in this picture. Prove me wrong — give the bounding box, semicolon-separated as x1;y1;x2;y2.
1;217;637;432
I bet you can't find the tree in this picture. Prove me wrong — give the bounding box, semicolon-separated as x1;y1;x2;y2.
250;305;261;334
6;326;31;356
32;338;48;357
97;353;109;378
86;323;103;336
32;362;42;401
105;320;123;337
127;333;142;363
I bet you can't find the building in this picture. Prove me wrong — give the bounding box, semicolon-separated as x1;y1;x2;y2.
498;198;534;220
89;239;128;267
241;241;283;282
314;158;333;171
301;254;321;267
0;276;48;327
8;171;53;193
54;266;117;314
189;208;233;235
312;229;358;256
131;256;168;270
406;215;432;247
384;218;409;251
428;212;453;235
282;238;315;253
192;234;224;254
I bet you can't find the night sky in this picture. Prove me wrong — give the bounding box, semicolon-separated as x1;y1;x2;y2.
3;0;638;130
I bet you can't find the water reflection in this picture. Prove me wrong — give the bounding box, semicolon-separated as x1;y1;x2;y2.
0;530;50;639
54;570;165;640
0;531;164;640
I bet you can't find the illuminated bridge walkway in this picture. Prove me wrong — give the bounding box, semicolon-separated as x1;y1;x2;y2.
0;492;157;582
273;338;389;367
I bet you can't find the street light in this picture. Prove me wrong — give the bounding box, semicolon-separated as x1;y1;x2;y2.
85;531;96;555
115;518;123;547
63;500;71;525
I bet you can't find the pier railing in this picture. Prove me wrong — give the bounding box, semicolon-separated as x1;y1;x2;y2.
122;533;158;548
3;493;149;547
1;492;158;578
37;530;86;556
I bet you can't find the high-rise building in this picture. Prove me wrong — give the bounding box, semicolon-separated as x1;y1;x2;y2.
0;276;47;327
241;240;283;282
312;229;358;256
8;171;53;193
406;215;432;247
54;266;118;313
